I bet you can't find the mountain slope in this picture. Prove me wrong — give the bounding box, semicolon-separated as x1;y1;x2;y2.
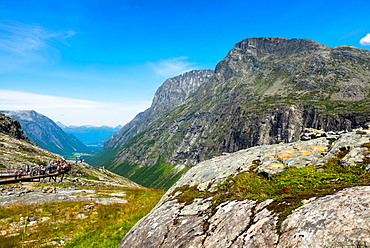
89;70;214;173
0;113;63;169
1;110;92;156
101;69;214;150
98;38;370;189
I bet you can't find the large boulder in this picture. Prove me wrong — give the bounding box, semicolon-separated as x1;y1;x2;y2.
119;129;370;247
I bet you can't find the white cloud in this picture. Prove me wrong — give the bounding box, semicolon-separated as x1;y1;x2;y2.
0;20;76;70
148;56;199;78
0;90;151;127
360;33;370;46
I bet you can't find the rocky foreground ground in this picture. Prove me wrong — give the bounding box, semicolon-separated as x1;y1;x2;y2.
0;162;140;207
120;128;370;248
0;183;128;207
0;162;152;247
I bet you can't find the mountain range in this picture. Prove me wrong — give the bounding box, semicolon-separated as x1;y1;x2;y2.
89;38;370;189
57;122;122;152
0;110;92;157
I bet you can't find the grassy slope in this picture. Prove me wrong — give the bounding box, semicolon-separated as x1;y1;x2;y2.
0;185;164;248
107;159;189;190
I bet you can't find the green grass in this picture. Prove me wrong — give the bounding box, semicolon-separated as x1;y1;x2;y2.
64;152;99;161
170;144;370;233
0;186;164;248
107;159;189;190
74;167;101;181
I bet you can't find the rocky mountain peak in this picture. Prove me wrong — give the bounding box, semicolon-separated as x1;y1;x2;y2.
1;110;39;122
150;70;214;113
234;37;326;54
93;69;214;155
212;37;370;102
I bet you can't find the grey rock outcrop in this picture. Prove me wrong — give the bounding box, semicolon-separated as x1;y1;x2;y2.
120;198;279;248
278;186;370;248
119;129;370;247
151;69;214;114
0;113;28;140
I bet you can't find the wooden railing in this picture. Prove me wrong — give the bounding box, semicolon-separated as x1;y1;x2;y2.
0;166;71;184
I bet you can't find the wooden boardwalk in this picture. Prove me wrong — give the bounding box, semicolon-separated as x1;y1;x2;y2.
0;168;70;185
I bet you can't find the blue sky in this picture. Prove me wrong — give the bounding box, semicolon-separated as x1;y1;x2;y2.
1;0;370;126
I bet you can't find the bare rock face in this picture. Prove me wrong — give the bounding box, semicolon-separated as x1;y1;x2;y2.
120;198;279;248
278;186;370;248
121;187;370;248
151;70;214;113
119;129;370;247
94;70;214;159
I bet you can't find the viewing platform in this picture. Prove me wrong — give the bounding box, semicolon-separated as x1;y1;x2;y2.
0;166;71;185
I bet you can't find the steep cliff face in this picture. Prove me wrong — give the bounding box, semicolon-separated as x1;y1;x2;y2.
1;110;92;156
150;69;214;112
102;69;214;150
89;70;214;181
119;129;370;247
0;113;28;140
100;38;370;189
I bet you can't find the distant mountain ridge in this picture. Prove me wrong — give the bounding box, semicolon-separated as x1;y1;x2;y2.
1;110;92;157
57;122;122;144
88;38;370;189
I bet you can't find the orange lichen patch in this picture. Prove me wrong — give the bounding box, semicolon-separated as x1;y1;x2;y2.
298;150;311;157
269;163;284;168
277;150;294;161
292;150;311;158
309;146;327;152
293;146;303;151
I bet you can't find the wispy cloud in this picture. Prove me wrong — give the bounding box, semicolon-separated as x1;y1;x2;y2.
0;90;150;126
0;20;76;70
148;56;199;78
360;33;370;46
